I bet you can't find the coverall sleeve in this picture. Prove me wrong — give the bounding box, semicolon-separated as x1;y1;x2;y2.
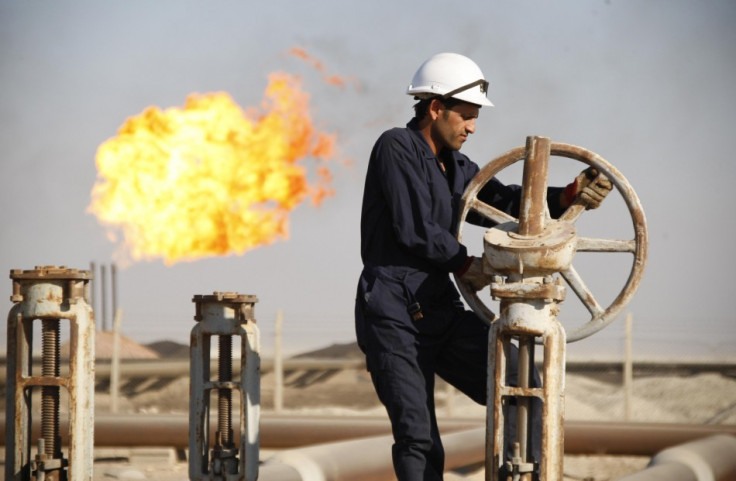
374;135;468;273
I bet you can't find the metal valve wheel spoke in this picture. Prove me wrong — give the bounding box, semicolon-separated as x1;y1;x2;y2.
560;265;605;317
576;237;636;253
558;202;587;223
466;197;517;225
455;141;648;342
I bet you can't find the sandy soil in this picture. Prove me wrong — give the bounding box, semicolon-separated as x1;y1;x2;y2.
78;363;736;481
4;352;735;480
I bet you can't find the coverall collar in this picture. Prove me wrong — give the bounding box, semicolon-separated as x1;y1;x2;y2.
406;118;435;159
406;118;465;162
406;118;466;193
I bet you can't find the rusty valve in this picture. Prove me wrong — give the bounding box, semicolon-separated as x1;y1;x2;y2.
454;136;648;481
189;291;260;481
455;138;648;342
5;265;95;481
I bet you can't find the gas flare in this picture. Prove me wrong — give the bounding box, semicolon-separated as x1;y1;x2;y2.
89;73;336;265
287;47;348;87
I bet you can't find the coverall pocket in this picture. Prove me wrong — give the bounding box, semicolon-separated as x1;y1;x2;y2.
362;274;410;322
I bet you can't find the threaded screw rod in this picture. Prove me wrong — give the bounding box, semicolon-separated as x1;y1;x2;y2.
41;319;61;458
218;335;233;446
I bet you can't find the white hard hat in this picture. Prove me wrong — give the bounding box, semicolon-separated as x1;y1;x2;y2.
406;52;493;107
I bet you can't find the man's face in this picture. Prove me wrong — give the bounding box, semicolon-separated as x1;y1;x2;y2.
431;100;480;152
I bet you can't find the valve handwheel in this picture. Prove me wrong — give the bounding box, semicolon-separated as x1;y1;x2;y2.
455;141;648;342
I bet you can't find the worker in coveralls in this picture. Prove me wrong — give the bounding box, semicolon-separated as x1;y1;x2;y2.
354;52;612;481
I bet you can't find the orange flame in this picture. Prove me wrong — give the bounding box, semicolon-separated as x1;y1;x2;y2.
287;47;349;87
89;73;336;265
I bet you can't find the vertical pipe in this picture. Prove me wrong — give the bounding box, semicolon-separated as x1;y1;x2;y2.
518;136;550;237
540;320;566;480
111;264;118;328
100;264;107;332
242;322;261;481
624;313;633;421
67;281;96;481
516;336;532;464
274;310;284;413
487;326;506;480
89;262;96;329
111;308;122;413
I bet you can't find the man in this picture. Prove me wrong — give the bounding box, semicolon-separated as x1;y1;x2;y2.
354;52;611;480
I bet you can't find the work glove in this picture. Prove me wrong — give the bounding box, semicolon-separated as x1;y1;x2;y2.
456;256;492;292
565;167;613;210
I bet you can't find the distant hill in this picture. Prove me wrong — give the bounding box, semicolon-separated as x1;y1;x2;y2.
146;340;189;358
141;339;364;360
61;331;160;360
292;341;363;359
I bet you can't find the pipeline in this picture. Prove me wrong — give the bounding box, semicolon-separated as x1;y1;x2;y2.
1;413;734;455
259;432;736;481
2;413;736;480
615;434;736;481
5;358;732;383
0;358;365;383
259;427;485;481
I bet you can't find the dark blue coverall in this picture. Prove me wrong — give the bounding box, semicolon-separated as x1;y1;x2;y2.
355;119;565;480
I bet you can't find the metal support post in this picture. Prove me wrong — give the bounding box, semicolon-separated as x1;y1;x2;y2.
5;266;95;481
483;137;571;481
487;286;566;481
190;292;260;481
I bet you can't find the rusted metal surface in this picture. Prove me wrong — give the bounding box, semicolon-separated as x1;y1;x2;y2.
481;138;571;480
486;316;567;480
484;221;577;277
518;136;550;236
454;136;649;480
491;277;566;301
190;291;260;481
5;266;95;481
455;140;648;342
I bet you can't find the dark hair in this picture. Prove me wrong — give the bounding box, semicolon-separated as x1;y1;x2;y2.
412;96;464;120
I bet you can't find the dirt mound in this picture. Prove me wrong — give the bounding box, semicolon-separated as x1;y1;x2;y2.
61;330;160;360
145;340;189;358
292;341;363;359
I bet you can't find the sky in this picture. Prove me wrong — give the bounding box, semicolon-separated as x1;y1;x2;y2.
1;1;735;360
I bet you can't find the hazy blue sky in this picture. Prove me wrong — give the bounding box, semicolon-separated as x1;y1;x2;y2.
1;1;735;359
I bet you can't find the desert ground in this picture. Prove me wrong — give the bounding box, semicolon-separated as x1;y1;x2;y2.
3;337;736;480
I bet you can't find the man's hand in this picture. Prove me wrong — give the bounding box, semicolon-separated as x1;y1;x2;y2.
457;256;491;292
565;167;613;210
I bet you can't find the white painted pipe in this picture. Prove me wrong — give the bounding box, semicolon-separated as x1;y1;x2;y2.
616;434;736;481
260;427;485;481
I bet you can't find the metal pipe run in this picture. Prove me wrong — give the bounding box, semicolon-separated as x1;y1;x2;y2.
2;413;733;455
0;358;365;382
4;358;733;384
564;422;736;456
260;427;486;481
615;434;736;481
